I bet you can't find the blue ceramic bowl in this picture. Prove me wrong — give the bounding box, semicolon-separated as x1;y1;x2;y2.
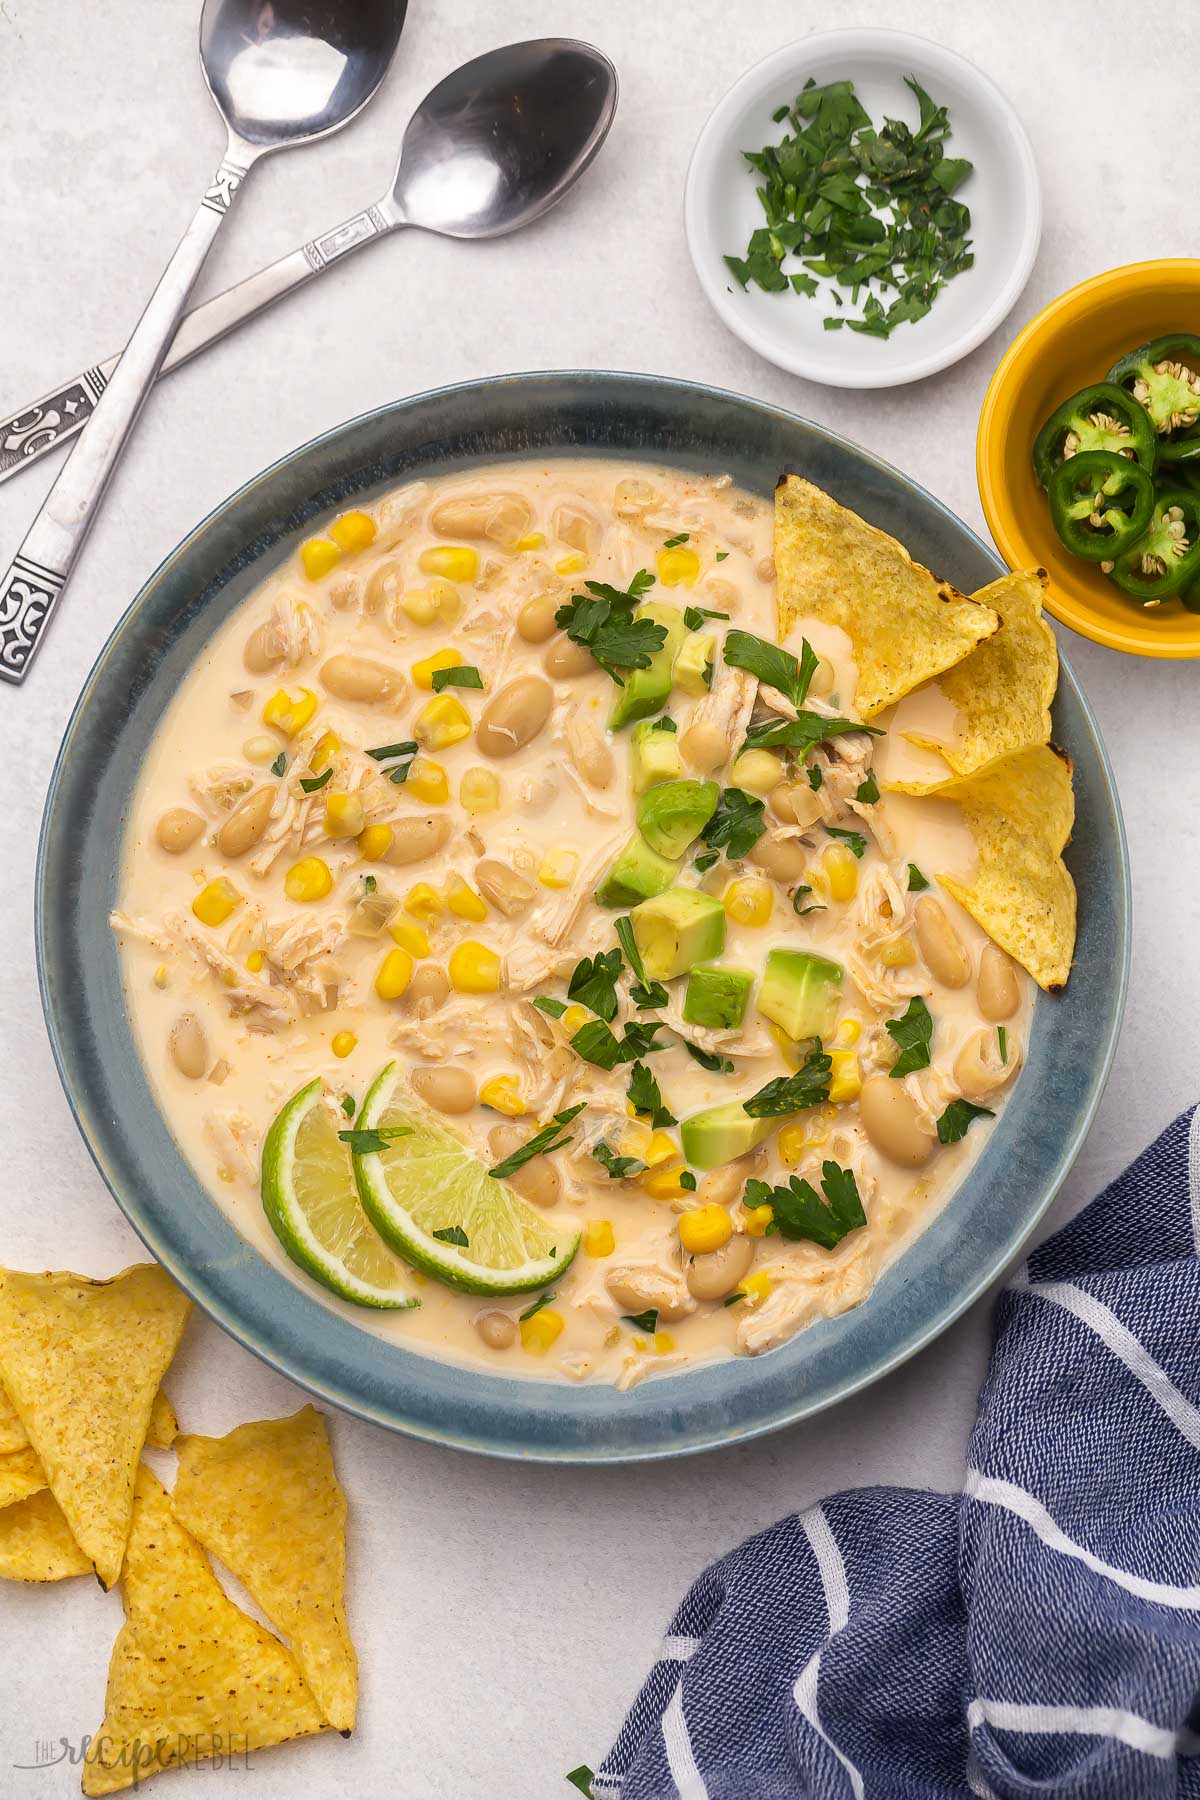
37;373;1129;1461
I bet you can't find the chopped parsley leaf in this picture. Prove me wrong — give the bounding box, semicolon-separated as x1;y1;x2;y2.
299;767;332;794
715;550;729;562
622;1308;659;1334
808;764;823;791
683;605;730;631
680;1171;697;1191
338;1126;413;1154
270;752;287;777
340;1095;355;1119
744;1048;832;1117
432;1225;469;1247
825;824;868;859
363;874;377;894
855;770;880;804
997;1025;1008;1066
534;996;568;1020
367;739;419;762
681;1040;736;1074
744;1159;866;1249
567;948;623;1022
700;786;766;861
886;997;933;1077
693;849;720;874
792;884;824;917
662;532;690;548
722;629;818;708
431;664;484;693
488;1105;585;1180
566;1767;595;1798
627;1060;676;1129
614;916;669;1011
593;1141;645;1180
937;1098;995;1144
555;572;662;684
519;1291;556;1321
907;863;930;891
743;712;882;753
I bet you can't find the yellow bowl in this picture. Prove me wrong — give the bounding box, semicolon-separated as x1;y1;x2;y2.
977;259;1200;658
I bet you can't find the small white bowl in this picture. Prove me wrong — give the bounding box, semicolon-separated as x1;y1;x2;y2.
685;30;1041;389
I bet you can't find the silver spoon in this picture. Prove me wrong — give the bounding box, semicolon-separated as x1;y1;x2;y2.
0;0;406;686
0;40;618;487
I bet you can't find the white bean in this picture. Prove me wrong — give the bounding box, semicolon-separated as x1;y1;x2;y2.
476;676;554;758
411;1065;475;1114
169;1013;208;1080
859;1074;935;1167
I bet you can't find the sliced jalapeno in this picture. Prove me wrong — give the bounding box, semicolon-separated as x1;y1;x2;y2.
1032;381;1157;488
1111;488;1200;602
1046;451;1155;562
1158;422;1200;466
1107;335;1200;435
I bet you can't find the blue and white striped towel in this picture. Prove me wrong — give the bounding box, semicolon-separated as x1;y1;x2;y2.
595;1107;1200;1799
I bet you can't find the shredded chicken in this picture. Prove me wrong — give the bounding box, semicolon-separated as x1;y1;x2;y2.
527;838;624;949
687;662;758;753
108;910;175;954
845;866;930;1009
203;1111;259;1185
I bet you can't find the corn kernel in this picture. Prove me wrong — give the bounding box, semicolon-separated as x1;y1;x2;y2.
778;1122;808;1168
879;933;916;968
310;729;340;773
538;847;578;889
562;1004;590;1035
192;878;242;928
730;749;785;795
222;969;237;987
375;946;414;1000
404;882;444;922
632;1336;648;1353
645;1130;680;1167
740;1271;773;1307
399;587;438;626
679;1204;733;1254
519;1308;563;1354
419;545;479;582
332;1030;357;1059
555;553;586;576
285;856;333;903
584;1219;615;1259
405;757;449;805
414;694;471;750
245;950;265;973
389;917;430;958
654;1333;676;1355
262;686;319;737
768;1022;801;1070
480;1074;526;1117
743;1204;774;1237
823;842;859;902
640;1161;690;1201
412;647;463;691
358;823;394;863
723;876;773;927
460;767;500;815
828;1049;862;1105
446;874;487;921
835;1018;862;1047
328;509;376;554
657;546;701;588
515;532;545;552
300;538;340;581
243;733;280;763
449;940;501;994
427;579;463;624
323;793;366;838
152;963;169;989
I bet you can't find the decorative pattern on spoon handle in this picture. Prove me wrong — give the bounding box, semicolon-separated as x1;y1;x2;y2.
301;205;390;273
0;368;112;480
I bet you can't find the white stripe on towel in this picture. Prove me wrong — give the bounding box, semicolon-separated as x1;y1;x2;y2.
1029;1279;1200;1452
964;1471;1200;1608
1188;1105;1200;1252
967;1699;1200;1760
662;1678;708;1799
660;1636;699;1663
791;1507;864;1799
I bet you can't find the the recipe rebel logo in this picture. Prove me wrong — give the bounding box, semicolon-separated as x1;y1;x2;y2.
11;1733;254;1778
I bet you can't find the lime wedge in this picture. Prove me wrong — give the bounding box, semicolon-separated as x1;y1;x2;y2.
352;1061;580;1296
261;1079;417;1310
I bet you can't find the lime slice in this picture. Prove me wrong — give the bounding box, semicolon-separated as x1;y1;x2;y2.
352;1062;580;1296
261;1079;417;1310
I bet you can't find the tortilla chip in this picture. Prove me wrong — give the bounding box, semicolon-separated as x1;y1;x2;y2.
888;744;1076;990
0;1381;178;1458
83;1466;326;1795
775;475;999;718
0;1487;92;1582
904;570;1058;779
0;1264;191;1589
172;1407;356;1733
0;1446;47;1509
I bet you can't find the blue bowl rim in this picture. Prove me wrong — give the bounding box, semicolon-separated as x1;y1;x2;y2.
35;369;1131;1462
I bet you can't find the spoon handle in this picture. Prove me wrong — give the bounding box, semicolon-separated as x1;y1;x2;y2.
0;201;397;492
0;143;255;685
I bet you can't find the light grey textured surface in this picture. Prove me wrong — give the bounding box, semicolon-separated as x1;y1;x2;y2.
0;2;1192;1793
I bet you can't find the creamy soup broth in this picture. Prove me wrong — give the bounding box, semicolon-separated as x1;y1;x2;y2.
114;459;1030;1389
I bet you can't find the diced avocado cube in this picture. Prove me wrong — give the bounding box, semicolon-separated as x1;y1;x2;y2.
595;833;681;909
680;1100;775;1171
673;630;717;696
636;778;720;859
683;963;754;1031
608;602;686;731
631;719;683;795
757;948;843;1043
630;887;726;980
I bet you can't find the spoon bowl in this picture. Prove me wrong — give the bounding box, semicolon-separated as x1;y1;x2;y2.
390;38;618;238
201;0;408;148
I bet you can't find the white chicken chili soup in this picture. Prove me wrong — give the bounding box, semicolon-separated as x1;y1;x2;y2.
113;459;1029;1390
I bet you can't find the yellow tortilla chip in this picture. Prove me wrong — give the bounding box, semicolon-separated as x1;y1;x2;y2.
775;475;999;719
83;1466;326;1795
0;1381;178;1457
0;1381;27;1455
0;1264;191;1589
0;1487;91;1582
889;744;1076;990
904;570;1057;779
172;1406;356;1734
0;1446;47;1509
